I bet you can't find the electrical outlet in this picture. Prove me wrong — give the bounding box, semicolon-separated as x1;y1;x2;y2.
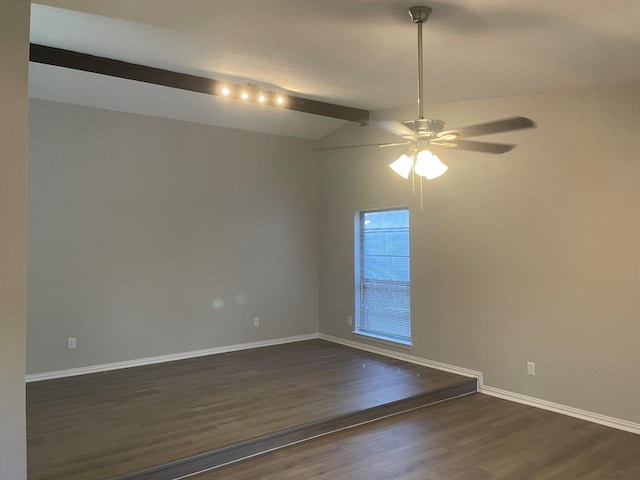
67;337;77;350
527;361;536;376
253;317;260;327
347;316;353;326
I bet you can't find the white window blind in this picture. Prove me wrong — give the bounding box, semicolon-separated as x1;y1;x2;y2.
356;208;411;344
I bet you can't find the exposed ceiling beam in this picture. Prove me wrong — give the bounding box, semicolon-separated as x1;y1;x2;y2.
29;44;370;125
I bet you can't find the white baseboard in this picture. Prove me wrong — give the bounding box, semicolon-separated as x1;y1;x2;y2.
320;333;639;435
27;331;639;435
319;333;484;388
26;333;319;383
481;385;640;435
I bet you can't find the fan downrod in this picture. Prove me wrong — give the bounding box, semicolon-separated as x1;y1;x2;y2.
407;6;443;137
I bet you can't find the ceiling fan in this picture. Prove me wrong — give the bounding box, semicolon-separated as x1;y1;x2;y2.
318;6;536;181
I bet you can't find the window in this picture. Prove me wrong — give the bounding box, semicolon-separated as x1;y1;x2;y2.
355;207;411;346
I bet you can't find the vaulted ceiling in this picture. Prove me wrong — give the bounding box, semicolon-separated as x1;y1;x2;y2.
29;1;640;139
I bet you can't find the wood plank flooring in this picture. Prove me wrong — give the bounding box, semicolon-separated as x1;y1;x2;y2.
193;393;640;480
27;339;473;480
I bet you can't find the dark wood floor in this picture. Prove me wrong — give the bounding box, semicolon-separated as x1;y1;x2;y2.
194;393;640;480
27;339;472;480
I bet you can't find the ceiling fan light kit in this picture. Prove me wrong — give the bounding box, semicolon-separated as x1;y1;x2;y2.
389;154;414;179
414;149;448;180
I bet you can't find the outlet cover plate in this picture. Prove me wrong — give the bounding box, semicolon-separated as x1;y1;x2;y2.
527;361;536;376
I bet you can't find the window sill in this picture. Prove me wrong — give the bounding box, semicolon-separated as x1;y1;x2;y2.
352;330;413;350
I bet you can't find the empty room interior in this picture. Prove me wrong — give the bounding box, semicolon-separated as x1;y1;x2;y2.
2;1;640;479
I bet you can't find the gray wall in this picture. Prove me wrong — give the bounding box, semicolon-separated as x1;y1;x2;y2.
318;84;640;424
0;0;29;477
27;100;319;374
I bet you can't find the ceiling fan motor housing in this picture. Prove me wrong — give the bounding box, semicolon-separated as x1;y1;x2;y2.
404;118;446;138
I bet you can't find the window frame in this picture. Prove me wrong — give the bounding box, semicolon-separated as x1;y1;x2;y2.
354;206;412;347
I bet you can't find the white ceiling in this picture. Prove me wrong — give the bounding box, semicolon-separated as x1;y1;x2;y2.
29;1;640;139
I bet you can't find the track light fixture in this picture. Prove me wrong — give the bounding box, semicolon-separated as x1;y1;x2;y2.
218;82;286;107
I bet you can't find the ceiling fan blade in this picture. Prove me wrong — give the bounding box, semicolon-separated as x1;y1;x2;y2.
313;141;410;152
431;139;515;154
372;120;418;140
379;141;413;148
437;116;535;140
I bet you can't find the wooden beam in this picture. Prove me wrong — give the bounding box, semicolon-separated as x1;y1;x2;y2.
29;44;370;125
